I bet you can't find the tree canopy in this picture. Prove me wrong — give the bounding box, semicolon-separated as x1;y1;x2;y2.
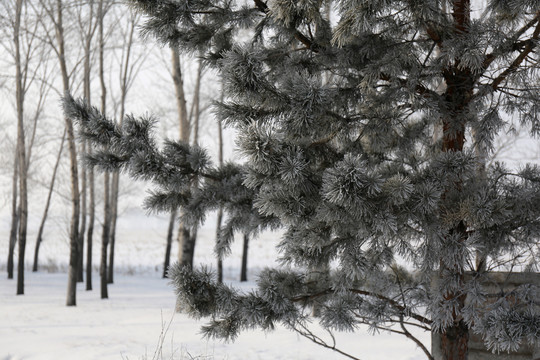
65;1;540;359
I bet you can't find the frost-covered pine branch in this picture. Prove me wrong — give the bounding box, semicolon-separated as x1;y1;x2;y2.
65;1;540;359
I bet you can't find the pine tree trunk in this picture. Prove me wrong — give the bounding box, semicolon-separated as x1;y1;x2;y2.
437;2;473;358
163;208;177;278
7;151;19;280
240;234;249;282
33;131;65;272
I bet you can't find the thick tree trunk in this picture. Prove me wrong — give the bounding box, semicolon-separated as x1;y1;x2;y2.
33;131;65;272
177;226;194;269
437;2;472;359
163;208;177;278
7;151;19;280
240;234;249;282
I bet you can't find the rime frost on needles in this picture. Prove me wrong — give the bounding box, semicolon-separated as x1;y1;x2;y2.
65;0;540;359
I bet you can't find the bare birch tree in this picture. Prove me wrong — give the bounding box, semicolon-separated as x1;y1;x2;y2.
38;0;81;306
170;47;194;269
108;7;145;284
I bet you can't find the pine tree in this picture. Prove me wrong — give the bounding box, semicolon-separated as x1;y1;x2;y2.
64;1;540;359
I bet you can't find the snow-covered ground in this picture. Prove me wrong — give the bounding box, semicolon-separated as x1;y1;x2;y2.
1;210;429;360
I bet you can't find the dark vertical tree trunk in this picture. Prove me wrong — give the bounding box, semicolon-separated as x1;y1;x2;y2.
98;0;109;299
86;145;95;291
49;0;81;307
101;172;110;299
77;0;96;285
7;151;19;280
33;131;65;272
216;208;223;283
78;140;87;282
81;0;96;291
14;0;28;296
107;220;115;284
240;234;249;282
108;6;136;285
163;208;177;278
216;86;224;283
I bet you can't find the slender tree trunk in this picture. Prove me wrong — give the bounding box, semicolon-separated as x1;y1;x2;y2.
7;151;19;280
216;208;223;283
33;131;65;272
77;17;92;281
86;144;95;291
78;140;87;282
98;0;109;299
171;47;194;268
240;234;249;282
47;0;81;306
101;172;110;299
108;3;135;285
163;208;177;278
107;180;118;284
82;0;96;291
216;97;224;283
14;0;28;296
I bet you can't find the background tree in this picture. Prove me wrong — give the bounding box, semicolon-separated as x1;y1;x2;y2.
1;0;51;291
66;1;540;359
39;0;82;306
108;6;146;284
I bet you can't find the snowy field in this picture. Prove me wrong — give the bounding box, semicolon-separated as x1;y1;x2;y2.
1;210;429;360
